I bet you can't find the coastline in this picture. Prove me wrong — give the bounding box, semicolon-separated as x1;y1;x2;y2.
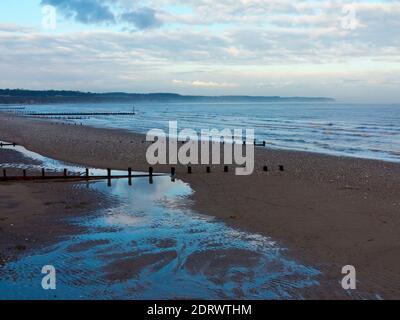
1;113;399;299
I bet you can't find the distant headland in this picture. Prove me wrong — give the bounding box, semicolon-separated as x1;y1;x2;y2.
0;89;335;104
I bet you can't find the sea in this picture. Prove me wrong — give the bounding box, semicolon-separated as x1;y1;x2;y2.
14;101;400;163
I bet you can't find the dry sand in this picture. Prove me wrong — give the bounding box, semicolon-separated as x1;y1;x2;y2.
0;113;399;299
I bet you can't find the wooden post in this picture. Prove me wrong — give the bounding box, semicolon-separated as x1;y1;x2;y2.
42;168;45;178
188;166;192;174
206;166;211;173
85;168;89;178
279;165;285;172
149;167;153;177
63;169;68;177
2;169;6;180
128;168;132;186
13;143;16;147
171;167;176;176
107;169;111;178
263;141;266;147
263;166;268;172
23;169;27;178
224;166;229;173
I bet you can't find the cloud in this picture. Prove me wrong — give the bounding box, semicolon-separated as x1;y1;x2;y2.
173;79;238;88
41;0;163;29
0;23;33;33
1;1;400;101
41;0;115;24
121;7;162;29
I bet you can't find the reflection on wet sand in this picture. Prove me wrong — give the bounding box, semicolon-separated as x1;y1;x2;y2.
1;176;320;299
0;142;320;299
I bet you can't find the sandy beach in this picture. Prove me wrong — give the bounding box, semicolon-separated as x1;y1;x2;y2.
1;113;399;299
0;148;114;267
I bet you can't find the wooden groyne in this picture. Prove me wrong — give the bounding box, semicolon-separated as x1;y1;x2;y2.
0;142;16;147
21;112;136;117
0;165;285;181
1;165;286;184
0;107;26;110
1;168;164;183
254;140;266;147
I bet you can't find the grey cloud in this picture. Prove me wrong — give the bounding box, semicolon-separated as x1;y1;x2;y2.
41;0;115;24
3;1;400;100
120;8;162;30
1;29;400;100
41;0;162;29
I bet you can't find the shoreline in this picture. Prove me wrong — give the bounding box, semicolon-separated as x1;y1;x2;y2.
1;113;400;299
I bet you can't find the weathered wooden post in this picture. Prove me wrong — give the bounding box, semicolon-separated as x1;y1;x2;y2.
23;169;27;178
171;167;176;176
63;169;68;177
188;166;192;174
42;168;45;178
224;165;229;173
128;167;132;186
85;168;89;178
206;166;211;173
107;169;112;187
263;141;266;147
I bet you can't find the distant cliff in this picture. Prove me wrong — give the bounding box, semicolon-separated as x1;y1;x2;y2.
0;89;335;104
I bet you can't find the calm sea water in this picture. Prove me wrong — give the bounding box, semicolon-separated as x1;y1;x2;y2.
17;102;400;162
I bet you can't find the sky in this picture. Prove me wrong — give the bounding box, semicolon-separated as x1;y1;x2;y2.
0;0;399;102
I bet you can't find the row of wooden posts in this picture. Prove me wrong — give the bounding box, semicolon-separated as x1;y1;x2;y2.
1;140;267;148
0;142;17;147
20;112;136;117
146;140;267;146
2;164;285;182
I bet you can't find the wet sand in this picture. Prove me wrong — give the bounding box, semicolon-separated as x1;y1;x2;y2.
0;149;113;268
0;113;399;299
